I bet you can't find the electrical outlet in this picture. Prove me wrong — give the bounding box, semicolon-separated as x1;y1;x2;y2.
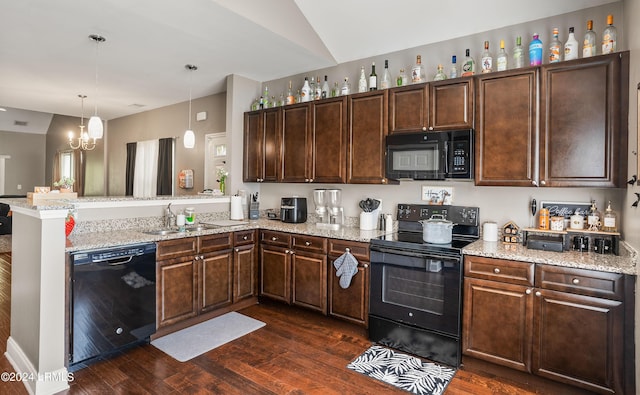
17;184;22;190
421;186;453;204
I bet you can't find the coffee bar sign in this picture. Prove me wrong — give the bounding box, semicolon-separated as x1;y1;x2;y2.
540;201;591;218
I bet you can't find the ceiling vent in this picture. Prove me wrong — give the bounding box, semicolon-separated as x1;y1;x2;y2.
14;120;28;126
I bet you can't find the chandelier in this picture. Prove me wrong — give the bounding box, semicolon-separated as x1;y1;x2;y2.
68;94;96;151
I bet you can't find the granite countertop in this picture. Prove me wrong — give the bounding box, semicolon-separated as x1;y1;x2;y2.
463;239;637;275
65;218;388;252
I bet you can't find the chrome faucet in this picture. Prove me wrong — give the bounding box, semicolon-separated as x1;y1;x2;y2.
164;203;176;228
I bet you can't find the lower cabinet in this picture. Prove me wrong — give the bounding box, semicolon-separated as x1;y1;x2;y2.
462;255;633;395
233;230;258;303
157;258;198;327
327;239;370;327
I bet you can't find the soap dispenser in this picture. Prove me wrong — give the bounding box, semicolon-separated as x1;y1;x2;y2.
602;201;618;232
587;200;601;231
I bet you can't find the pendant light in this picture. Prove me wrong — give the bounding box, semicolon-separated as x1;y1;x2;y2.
88;34;105;139
183;64;198;149
68;94;96;151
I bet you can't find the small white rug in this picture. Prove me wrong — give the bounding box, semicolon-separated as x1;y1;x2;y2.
0;235;11;253
151;312;265;362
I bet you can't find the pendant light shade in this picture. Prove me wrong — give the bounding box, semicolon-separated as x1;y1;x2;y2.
184;64;198;149
88;34;105;139
183;129;195;149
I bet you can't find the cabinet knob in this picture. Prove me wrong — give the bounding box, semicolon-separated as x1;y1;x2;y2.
305;178;309;182
285;249;289;254
422;126;427;131
235;248;239;252
531;180;538;186
363;264;369;268
428;126;434;131
535;291;542;297
305;241;311;246
572;278;580;285
345;247;351;252
272;236;277;241
525;289;532;295
381;178;387;184
493;268;500;274
194;256;199;261
200;255;204;260
540;180;546;186
243;235;248;240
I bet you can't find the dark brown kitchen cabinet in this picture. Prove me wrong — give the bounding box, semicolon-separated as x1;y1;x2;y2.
281;103;312;182
313;97;348;183
388;78;473;134
156;233;233;328
233;230;257;303
463;255;633;394
348;90;394;184
291;234;327;313
475;52;628;188
328;239;370;327
259;230;292;303
540;52;628;187
474;68;538;186
243;108;280;182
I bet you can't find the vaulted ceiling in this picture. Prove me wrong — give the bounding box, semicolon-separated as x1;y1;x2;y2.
0;0;617;133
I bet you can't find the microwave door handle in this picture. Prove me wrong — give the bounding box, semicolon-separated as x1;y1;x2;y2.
444;140;449;174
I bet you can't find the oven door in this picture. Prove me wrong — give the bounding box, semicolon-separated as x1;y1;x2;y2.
369;247;462;337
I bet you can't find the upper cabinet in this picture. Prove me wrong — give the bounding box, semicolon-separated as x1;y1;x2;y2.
388;78;473;133
243;108;280;183
348;90;393;184
475;52;628;188
313;97;348;183
281;103;312;183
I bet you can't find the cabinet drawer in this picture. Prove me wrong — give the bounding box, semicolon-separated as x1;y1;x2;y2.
157;237;197;261
260;230;291;247
234;230;256;246
535;265;624;301
198;233;232;254
328;239;370;261
464;255;534;286
292;234;327;253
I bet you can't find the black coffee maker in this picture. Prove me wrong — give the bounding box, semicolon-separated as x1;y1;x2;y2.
280;197;307;223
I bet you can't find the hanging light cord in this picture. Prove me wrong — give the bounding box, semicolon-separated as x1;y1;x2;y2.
188;69;192;129
89;35;105;117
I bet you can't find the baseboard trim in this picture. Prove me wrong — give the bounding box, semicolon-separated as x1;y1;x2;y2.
5;336;70;395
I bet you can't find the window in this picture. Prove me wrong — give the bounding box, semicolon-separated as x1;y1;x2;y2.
60;151;74;180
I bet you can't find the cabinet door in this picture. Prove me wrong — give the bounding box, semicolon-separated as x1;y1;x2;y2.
234;243;257;302
291;251;327;313
259;245;290;303
475;69;538;186
313;97;347;183
157;258;198;328
532;289;624;394
347;90;391;184
388;84;429;133
540;53;627;187
281;103;312;182
462;277;533;372
328;259;369;326
262;108;281;182
199;250;233;313
430;78;473;130
243;111;263;182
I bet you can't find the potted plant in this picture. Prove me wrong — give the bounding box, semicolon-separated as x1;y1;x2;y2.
216;167;228;195
54;176;75;193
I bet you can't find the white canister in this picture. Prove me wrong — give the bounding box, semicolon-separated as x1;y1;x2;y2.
482;222;498;242
360;212;377;230
570;211;584;230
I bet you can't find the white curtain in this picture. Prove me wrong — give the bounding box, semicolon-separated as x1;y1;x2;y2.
133;139;159;198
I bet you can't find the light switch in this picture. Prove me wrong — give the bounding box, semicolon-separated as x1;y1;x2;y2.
196;111;207;121
17;184;22;190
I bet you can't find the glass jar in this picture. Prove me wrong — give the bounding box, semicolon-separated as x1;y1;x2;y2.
538;208;550;230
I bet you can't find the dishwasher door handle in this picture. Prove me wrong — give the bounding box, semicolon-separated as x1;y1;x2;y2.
92;256;134;266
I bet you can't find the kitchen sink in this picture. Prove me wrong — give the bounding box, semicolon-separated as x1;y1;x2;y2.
143;229;180;236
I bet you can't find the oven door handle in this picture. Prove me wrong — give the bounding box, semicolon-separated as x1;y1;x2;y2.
371;246;459;262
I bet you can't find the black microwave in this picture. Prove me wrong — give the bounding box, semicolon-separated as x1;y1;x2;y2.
385;129;474;180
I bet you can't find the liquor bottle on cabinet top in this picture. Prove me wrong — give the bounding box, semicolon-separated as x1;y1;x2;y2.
380;60;391;89
309;77;317;99
602;14;617;54
300;77;311;102
331;82;339;97
286;80;295;105
314;76;322;100
461;49;475;76
513;36;524;68
564;27;579;60
433;64;446;81
583;20;596;57
496;40;508;71
397;69;407;86
341;77;351;96
548;28;562;63
411;55;425;83
321;75;329;99
358;66;367;93
449;56;458;79
529;33;543;66
369;62;377;90
481;41;493;73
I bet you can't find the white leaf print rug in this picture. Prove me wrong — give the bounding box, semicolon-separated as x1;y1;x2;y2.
347;345;456;395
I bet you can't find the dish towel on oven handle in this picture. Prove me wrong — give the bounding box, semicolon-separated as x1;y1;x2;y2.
334;250;359;289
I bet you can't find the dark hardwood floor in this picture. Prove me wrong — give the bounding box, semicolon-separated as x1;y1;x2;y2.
0;252;591;394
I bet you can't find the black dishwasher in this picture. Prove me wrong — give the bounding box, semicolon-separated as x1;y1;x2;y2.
69;242;156;370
